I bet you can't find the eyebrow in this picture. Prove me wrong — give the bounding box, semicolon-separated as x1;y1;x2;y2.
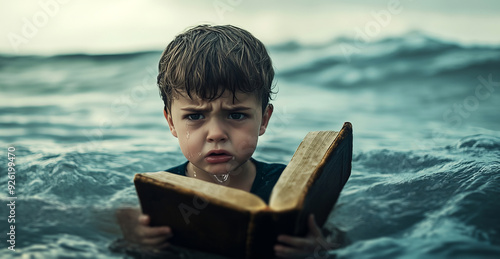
224;106;252;112
180;106;252;112
180;107;210;112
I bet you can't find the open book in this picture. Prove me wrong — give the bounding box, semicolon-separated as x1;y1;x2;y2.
134;122;352;258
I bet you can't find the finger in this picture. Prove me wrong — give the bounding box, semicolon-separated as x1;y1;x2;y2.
274;244;310;258
141;235;171;246
139;226;172;239
277;235;315;251
308;214;323;238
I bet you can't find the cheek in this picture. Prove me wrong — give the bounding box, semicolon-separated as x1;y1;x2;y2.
176;125;204;158
177;138;190;158
233;121;262;156
179;137;204;160
234;133;258;158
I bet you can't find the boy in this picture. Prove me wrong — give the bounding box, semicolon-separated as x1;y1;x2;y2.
117;24;338;258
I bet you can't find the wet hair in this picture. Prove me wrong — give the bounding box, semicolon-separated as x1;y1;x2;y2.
157;24;275;113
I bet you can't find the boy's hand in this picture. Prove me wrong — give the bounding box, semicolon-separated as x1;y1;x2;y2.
116;207;173;250
274;214;340;258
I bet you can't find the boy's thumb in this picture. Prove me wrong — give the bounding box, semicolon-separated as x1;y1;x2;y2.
138;214;150;225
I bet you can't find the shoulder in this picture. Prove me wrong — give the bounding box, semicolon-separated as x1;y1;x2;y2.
164;161;189;176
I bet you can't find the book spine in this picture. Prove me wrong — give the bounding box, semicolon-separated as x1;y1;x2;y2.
245;209;299;259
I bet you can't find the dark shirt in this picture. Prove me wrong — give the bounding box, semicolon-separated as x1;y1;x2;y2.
164;158;286;203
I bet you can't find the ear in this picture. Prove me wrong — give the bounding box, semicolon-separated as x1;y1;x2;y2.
259;104;273;136
164;108;178;138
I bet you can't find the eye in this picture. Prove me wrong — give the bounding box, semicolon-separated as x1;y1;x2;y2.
186;114;204;120
228;113;246;120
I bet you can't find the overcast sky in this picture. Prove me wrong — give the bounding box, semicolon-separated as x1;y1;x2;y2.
1;0;500;55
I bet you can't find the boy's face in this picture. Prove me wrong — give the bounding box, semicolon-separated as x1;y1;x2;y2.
164;91;273;175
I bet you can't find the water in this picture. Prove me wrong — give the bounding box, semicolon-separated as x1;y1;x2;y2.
1;31;499;258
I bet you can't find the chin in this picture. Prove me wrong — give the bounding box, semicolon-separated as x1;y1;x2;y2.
206;161;241;174
206;165;233;175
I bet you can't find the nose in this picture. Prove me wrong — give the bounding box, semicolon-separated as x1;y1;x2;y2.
206;119;228;143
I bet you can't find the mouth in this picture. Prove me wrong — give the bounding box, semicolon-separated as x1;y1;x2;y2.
205;150;233;164
206;150;230;156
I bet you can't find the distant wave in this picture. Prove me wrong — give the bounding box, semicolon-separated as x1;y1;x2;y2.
0;50;160;63
2;30;497;61
352;134;500;180
2;31;499;91
453;134;500;151
272;31;500;89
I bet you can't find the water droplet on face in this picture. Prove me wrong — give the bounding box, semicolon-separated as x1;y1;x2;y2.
185;121;193;161
198;152;202;156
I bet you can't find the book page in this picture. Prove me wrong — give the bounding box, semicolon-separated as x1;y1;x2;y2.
138;172;268;212
269;131;339;211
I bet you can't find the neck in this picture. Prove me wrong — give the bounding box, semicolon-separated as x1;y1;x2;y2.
186;160;256;190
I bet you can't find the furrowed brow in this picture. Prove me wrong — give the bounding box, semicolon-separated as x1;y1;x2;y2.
180;107;211;112
223;106;252;112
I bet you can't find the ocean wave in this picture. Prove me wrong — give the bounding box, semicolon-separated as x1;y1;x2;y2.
17;150;131;204
453;134;500;151
273;32;500;89
0;50;160;63
331;137;500;258
2;31;499;93
353;149;451;174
